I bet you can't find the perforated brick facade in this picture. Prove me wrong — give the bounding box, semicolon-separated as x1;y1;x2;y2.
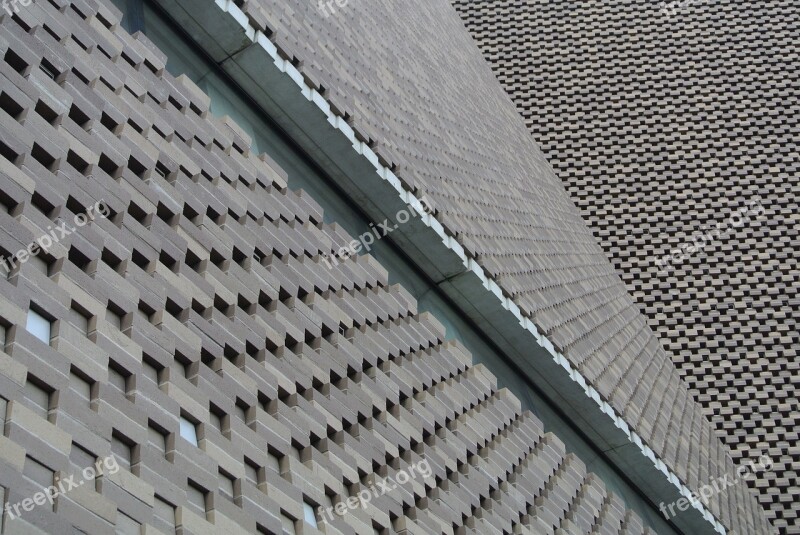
450;0;798;532
0;0;780;533
215;0;772;532
0;1;679;533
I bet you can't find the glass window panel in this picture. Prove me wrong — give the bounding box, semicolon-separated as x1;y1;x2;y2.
303;502;318;528
26;309;51;344
179;417;198;446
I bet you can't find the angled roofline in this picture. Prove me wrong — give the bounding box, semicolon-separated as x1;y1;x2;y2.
150;1;733;532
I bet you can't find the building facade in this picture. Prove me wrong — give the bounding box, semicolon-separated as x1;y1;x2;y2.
451;1;798;532
0;0;779;534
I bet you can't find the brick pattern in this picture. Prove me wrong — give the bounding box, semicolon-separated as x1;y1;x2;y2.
226;0;771;532
449;0;799;532
0;1;668;534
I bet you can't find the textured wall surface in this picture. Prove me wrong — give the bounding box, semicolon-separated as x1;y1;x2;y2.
0;1;673;534
450;0;798;532
221;0;771;532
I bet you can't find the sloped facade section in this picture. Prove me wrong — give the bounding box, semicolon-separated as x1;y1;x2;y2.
208;0;770;533
450;0;798;532
0;1;664;534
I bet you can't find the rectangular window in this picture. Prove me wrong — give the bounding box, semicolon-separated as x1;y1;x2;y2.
234;400;248;425
28;255;48;275
142;354;163;387
68;304;90;335
280;513;296;535
69;443;97;491
0;396;6;432
266;451;281;478
0;485;6;530
147;421;167;455
69;368;93;404
175;351;194;379
218;468;235;503
23;377;51;419
111;431;133;471
209;403;226;435
303;502;318;528
152;496;175;533
23;457;54;510
26;308;51;344
106;307;122;330
116;511;141;535
108;360;131;396
179;416;198;446
186;480;208;518
0;251;9;281
244;458;260;488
